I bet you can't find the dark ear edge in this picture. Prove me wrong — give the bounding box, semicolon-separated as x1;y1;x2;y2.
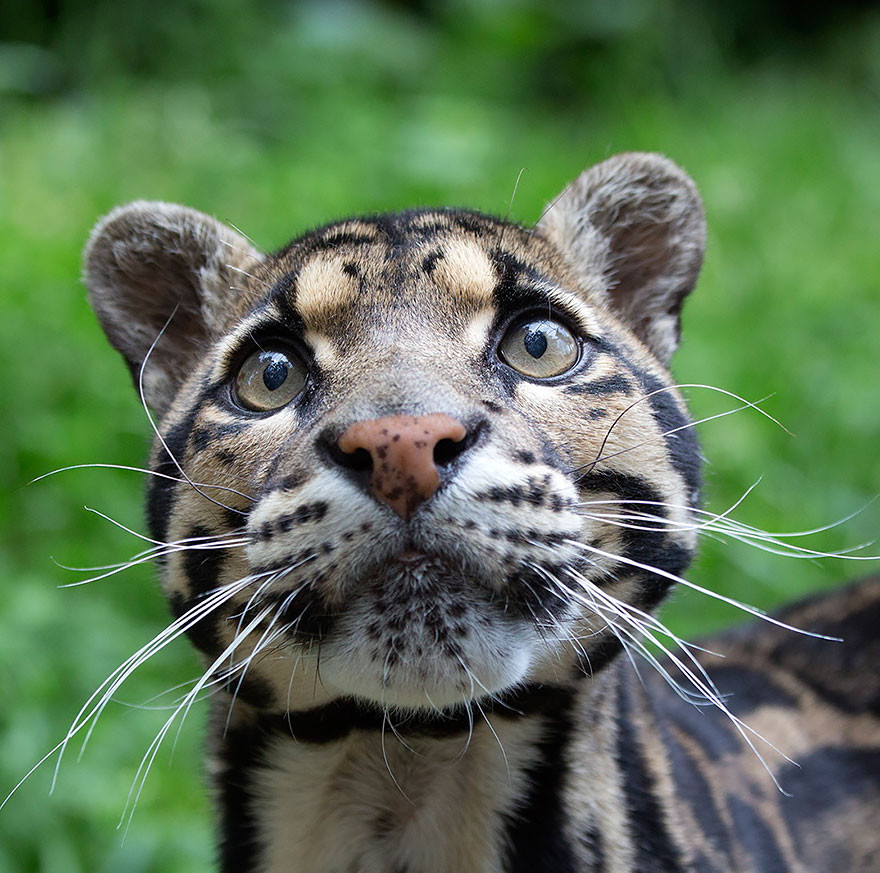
537;152;706;364
84;201;262;414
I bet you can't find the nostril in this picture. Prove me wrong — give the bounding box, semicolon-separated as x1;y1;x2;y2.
327;442;373;473
433;436;467;468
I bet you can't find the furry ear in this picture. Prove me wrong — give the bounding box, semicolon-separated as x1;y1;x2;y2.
537;153;705;364
84;201;262;414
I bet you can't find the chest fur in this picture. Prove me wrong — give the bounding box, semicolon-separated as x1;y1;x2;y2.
240;717;545;873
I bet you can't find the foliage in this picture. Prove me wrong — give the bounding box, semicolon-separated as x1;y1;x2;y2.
0;2;878;870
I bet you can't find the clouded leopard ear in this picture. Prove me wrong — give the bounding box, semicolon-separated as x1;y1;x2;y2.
84;201;262;415
537;153;706;365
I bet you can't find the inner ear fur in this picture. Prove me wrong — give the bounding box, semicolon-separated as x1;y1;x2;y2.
84;201;262;414
537;152;706;364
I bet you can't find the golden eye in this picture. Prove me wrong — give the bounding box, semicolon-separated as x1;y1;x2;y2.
233;348;307;412
498;318;579;379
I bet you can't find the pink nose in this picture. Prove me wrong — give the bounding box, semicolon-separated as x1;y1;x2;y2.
337;414;467;519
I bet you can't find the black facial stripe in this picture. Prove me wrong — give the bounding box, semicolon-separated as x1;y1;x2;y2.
169;591;222;657
190;421;251;452
421;248;444;274
147;404;200;544
564;374;634;396
576;470;693;605
268;272;306;334
183;525;226;597
594;333;702;501
490;248;554;312
248;682;573;740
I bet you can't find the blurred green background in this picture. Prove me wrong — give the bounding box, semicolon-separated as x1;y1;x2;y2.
0;1;878;870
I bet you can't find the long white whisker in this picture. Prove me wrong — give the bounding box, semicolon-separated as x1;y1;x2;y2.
574;383;791;477
30;463;254;501
137;307;247;518
567;539;842;641
120;606;274;835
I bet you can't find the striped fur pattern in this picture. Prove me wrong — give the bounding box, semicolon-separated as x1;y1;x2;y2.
83;153;880;872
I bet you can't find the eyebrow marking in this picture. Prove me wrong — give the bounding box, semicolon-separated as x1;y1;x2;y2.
295;257;361;321
430;238;496;304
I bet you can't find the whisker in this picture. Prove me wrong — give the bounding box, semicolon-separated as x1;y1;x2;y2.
566;539;843;641
137;307;248;517
31;463;254;501
572;383;791;478
120;606;275;834
3;572;262;811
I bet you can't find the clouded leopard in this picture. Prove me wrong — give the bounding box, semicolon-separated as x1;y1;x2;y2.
79;153;880;872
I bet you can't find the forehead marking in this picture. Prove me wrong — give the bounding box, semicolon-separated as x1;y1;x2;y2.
295;256;360;321
304;330;340;368
431;238;497;304
464;308;496;354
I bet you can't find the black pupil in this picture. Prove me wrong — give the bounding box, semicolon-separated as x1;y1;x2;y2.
262;358;289;391
523;328;547;359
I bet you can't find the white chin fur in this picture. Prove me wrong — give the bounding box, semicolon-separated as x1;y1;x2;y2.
317;618;537;711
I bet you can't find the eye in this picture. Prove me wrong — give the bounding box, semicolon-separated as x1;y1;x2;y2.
233;348;308;412
498;317;579;379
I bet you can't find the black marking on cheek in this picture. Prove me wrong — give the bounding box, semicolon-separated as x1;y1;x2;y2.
190;422;251;451
147;405;200;543
421;248;445;274
169;591;222;657
276;501;329;532
576;470;693;606
215;449;237;466
273;583;334;641
483;399;504;413
224;506;246;531
564;374;633;396
515;450;536;464
279;471;307;491
342;261;360;278
183;525;227;597
595;333;701;502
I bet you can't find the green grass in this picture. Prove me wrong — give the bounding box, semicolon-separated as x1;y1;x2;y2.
1;19;879;871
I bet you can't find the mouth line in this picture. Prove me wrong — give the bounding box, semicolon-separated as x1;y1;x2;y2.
395;548;431;565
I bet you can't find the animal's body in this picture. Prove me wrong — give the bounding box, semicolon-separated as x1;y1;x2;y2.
83;153;880;872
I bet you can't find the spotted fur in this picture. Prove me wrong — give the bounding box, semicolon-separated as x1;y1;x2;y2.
83;153;880;872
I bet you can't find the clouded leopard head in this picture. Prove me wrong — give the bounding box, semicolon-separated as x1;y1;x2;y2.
85;153;705;716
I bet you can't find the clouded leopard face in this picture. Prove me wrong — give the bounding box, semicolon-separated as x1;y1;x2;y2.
85;153;705;718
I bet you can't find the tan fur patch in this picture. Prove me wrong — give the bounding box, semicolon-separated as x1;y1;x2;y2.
431;239;497;304
295;257;360;321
